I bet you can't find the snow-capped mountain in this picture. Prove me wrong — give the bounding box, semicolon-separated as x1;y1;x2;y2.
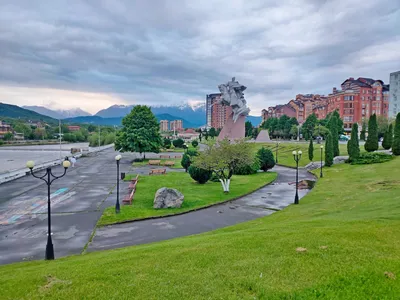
23;106;91;119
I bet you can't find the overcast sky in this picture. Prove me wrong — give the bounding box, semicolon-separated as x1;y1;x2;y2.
1;0;400;115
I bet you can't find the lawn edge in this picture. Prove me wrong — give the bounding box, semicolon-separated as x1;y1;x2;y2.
97;172;278;227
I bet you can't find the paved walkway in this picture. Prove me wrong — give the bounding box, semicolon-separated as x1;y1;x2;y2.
88;166;315;253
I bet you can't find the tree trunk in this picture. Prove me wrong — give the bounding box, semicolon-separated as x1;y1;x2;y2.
143;152;146;160
219;179;230;193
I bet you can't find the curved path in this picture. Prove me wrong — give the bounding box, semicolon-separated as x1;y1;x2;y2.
87;166;315;253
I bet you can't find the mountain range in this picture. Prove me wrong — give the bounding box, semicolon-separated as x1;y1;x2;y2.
0;102;56;123
23;106;91;119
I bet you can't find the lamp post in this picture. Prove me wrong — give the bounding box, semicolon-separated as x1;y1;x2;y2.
320;145;324;178
26;158;71;260
183;143;188;153
292;150;302;204
276;142;280;164
115;154;122;213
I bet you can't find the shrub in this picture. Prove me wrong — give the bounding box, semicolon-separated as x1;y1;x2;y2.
257;147;275;172
0;139;3;146
210;174;220;182
350;152;393;165
325;132;334;167
365;114;379;152
360;122;366;141
173;138;184;148
328;116;340;157
181;153;191;172
393;113;400;156
191;140;199;148
187;149;198;157
308;138;314;161
133;158;144;162
164;138;171;149
188;166;212;184
233;157;261;175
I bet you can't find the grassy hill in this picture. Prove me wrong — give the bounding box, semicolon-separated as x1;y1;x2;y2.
1;157;399;298
0;102;56;124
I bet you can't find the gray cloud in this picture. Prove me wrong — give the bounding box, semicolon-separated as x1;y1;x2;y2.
0;0;400;114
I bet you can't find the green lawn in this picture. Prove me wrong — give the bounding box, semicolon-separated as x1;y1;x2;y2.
132;158;183;169
1;158;400;299
99;171;277;225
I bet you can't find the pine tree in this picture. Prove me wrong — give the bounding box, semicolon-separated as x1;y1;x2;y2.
325;132;334;167
308;138;314;161
347;123;360;161
393;113;400;156
360;121;366;141
328;115;340;157
382;124;393;150
364;114;379;152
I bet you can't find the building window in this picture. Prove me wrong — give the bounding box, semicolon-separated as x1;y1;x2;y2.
376;96;380;100
361;96;364;100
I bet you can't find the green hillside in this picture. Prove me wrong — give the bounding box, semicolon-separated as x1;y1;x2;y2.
0;102;56;123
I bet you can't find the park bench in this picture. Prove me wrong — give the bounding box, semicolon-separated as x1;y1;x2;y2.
174;155;182;159
123;189;135;205
164;161;175;167
160;155;170;159
149;168;166;175
128;175;139;190
148;160;161;165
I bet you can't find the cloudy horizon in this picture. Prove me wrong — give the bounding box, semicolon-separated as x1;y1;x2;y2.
1;0;400;115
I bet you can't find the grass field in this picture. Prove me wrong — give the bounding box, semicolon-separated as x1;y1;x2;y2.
1;158;399;299
98;171;277;225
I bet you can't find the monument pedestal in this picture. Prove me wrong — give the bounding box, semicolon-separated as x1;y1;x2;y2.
217;114;246;141
255;129;271;142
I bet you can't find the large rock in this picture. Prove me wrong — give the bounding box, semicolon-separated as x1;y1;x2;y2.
153;188;184;209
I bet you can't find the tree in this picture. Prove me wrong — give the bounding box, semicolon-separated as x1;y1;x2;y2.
13;123;32;138
209;127;217;139
257;147;275;172
114;105;162;158
191;140;198;148
181;153;191;172
382;124;393;150
325;132;334;167
393;113;400;156
360;121;367;141
173;138;184;148
328;115;340;157
332;110;344;135
365;114;379;152
245;121;253;137
303;113;317;141
164;138;171;149
3;132;13;140
308;138;314;161
313;125;330;139
193;138;253;193
376;115;389;139
347;123;360;161
290;125;298;140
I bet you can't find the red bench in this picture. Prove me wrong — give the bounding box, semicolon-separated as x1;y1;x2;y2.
123;189;135;205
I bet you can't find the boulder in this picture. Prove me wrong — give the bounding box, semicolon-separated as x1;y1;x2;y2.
153;187;184;209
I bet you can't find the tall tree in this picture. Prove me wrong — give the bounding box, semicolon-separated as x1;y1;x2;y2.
328;115;340;157
308;138;314;161
364;114;379;152
245;121;253;137
325;132;334;167
115;105;162;158
360;121;367;141
382;124;393;150
347;123;360;161
209;127;217;139
332;110;344;135
393;113;400;156
303;113;317;141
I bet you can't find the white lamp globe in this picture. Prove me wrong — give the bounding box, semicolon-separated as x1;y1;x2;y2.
115;154;122;161
63;160;71;168
26;161;35;169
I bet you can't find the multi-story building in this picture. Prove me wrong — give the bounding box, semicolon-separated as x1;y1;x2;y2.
170;120;183;131
261;104;296;122
67;125;81;132
0;121;12;138
160;120;169;132
326;77;389;131
205;93;232;129
389;71;400;118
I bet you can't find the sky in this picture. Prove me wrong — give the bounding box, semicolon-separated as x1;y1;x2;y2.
0;0;400;116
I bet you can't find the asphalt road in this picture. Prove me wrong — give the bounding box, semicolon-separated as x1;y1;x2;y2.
0;148;132;265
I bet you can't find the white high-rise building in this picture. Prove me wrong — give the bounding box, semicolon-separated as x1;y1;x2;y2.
389;71;400;118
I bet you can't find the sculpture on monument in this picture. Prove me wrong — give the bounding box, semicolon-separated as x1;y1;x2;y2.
216;77;250;140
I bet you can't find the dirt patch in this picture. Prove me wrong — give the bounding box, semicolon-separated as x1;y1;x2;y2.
296;247;307;253
374;181;400;190
384;272;396;280
39;275;71;292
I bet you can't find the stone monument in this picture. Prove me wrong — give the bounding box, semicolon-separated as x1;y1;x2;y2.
216;77;250;141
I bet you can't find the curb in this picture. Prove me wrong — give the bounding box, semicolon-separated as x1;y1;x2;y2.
97;173;279;227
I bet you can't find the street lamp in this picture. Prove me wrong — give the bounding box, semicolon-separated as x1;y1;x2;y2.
26;158;71;260
320;145;324;178
183;143;188;153
276;142;280;164
292;150;302;205
115;154;122;214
